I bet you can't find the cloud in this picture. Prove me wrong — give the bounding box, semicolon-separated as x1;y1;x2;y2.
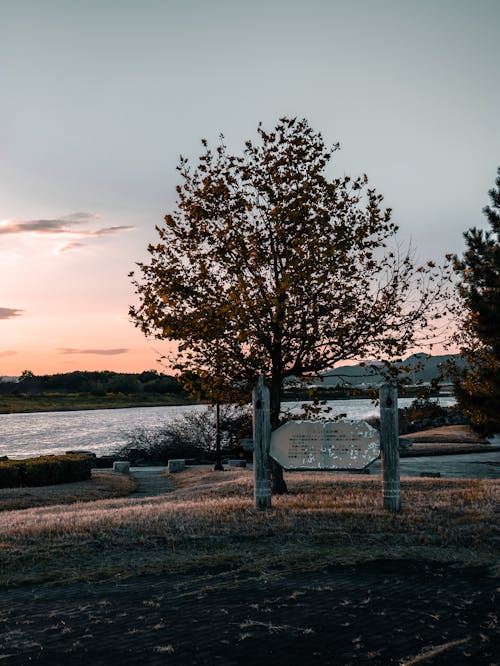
56;241;85;253
0;213;134;251
0;308;23;320
90;226;133;237
0;212;98;235
0;350;17;357
64;212;100;222
58;347;129;356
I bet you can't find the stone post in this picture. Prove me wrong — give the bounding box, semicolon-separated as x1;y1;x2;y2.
379;383;401;512
252;375;272;510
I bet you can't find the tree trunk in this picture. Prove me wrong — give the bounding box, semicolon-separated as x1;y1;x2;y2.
270;457;287;494
269;368;288;494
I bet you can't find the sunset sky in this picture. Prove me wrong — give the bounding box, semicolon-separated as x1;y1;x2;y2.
1;0;499;377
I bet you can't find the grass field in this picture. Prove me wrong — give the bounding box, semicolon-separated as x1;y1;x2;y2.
0;467;498;588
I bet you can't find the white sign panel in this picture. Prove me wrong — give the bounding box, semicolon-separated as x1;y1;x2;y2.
270;420;380;470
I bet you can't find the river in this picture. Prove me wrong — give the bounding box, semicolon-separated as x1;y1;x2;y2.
0;397;456;459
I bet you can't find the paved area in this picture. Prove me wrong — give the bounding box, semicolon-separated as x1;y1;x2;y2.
370;451;500;479
0;560;497;665
128;467;173;497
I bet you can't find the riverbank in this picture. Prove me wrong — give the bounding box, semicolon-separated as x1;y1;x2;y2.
0;392;199;414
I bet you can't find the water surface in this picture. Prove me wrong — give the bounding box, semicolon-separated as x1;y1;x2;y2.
0;397;456;459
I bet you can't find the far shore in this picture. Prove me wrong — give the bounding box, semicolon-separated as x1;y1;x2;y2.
0;389;452;415
0;393;201;415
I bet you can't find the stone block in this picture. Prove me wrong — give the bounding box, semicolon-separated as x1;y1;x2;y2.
113;461;130;474
168;459;185;473
228;459;247;468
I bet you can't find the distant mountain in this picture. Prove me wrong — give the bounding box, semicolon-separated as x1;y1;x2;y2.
316;354;464;388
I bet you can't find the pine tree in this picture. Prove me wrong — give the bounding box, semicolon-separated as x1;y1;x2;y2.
453;167;500;435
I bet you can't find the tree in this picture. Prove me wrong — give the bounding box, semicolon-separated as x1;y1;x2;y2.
130;117;449;492
452;167;500;435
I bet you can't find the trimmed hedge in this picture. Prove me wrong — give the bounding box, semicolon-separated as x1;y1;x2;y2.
0;454;93;489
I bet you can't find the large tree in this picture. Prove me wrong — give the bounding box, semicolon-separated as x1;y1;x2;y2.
452;167;500;435
130;117;449;491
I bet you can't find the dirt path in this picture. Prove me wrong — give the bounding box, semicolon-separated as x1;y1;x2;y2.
0;560;497;665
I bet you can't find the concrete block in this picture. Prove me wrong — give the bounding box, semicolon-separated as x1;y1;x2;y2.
168;459;185;473
113;461;130;474
228;459;247;468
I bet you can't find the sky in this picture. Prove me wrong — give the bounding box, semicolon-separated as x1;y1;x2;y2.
1;0;499;376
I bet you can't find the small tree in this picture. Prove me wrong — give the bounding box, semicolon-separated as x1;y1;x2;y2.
452;167;500;435
130;117;449;492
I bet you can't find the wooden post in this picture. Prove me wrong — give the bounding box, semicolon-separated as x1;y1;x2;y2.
252;375;272;510
379;383;401;512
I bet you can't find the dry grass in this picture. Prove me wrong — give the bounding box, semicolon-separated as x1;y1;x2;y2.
0;468;498;587
0;470;136;511
400;424;496;454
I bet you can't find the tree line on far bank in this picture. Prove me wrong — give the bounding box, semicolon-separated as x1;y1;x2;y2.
0;370;185;397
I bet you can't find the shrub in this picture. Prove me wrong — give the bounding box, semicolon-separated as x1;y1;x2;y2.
398;397;467;434
23;458;62;486
0;454;92;489
0;462;22;488
118;406;252;464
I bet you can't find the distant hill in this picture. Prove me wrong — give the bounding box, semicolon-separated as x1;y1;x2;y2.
315;354;464;388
